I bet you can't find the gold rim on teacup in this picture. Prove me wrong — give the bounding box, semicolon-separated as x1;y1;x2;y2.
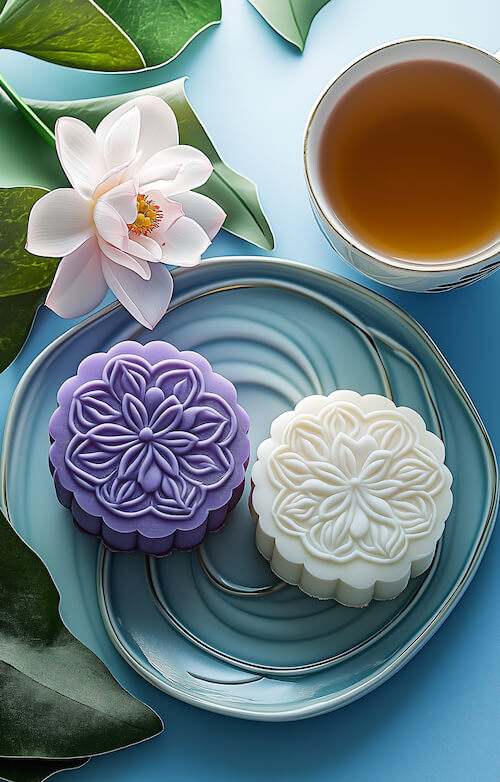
303;37;500;292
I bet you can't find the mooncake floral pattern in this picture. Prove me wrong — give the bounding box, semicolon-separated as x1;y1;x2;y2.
267;400;448;563
65;354;238;521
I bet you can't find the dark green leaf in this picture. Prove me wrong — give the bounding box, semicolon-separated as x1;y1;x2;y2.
0;92;65;373
0;0;145;71
0;187;57;295
96;0;222;67
248;0;331;51
0;507;162;762
28;79;274;249
0;756;89;782
0;287;46;373
0;185;58;373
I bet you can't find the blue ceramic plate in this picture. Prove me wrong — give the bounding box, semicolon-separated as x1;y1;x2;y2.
2;258;497;720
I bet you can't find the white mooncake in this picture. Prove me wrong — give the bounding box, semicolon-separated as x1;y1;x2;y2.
250;390;453;607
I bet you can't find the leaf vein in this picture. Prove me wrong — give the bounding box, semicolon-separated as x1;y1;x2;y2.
0;658;155;735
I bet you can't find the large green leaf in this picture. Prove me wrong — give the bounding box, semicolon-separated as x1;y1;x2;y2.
0;91;65;373
0;92;64;192
0;0;221;71
0;186;57;373
0;0;145;71
248;0;331;51
27;79;274;250
0;756;89;782
0;507;163;776
0;187;57;295
96;0;222;68
0;286;47;373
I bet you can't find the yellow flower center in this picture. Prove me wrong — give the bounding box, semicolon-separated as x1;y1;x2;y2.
128;194;163;235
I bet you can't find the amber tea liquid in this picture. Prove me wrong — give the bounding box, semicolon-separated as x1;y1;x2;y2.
318;59;500;261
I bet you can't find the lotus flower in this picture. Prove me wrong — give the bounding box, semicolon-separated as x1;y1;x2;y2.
26;96;226;328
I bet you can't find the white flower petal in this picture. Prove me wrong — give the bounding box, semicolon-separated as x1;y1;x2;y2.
145;190;183;233
93;200;129;250
92;154;141;202
100;179;138;224
103;105;141;170
45;237;107;318
139;145;212;193
173;191;226;239
55;117;105;199
102;256;173;329
97;236;151;280
96;96;179;165
128;234;162;261
26;188;94;257
160;215;210;266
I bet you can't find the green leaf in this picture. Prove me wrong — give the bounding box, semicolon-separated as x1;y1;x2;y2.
27;79;274;250
0;0;221;71
0;91;64;192
0;756;89;782
0;186;58;373
0;187;57;295
0;507;163;768
248;0;331;51
0;92;63;372
95;0;222;68
0;286;46;373
0;0;145;71
0;73;55;148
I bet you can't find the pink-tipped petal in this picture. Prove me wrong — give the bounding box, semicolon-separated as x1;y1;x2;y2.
55;117;106;199
96;96;179;166
93;200;129;250
102;256;173;329
97;237;151;280
139;145;212;193
161;215;211;266
173;191;226;239
26;188;94;257
103;105;141;170
45;237;107;318
145;190;183;234
100;180;138;224
128;235;162;261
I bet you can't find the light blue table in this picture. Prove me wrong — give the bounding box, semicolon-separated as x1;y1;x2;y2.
1;1;499;780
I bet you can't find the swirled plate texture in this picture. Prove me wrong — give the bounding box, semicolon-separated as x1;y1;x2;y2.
2;258;497;720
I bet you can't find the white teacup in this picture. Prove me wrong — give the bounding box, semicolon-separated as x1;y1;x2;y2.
304;38;500;293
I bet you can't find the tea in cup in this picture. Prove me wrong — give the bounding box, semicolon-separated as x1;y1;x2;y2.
304;38;500;292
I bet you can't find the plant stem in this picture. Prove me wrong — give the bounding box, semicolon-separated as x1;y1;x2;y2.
0;72;56;148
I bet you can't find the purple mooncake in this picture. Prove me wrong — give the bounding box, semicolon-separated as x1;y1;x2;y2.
49;341;250;555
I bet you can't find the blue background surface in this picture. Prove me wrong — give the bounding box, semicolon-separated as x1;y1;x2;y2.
1;1;499;780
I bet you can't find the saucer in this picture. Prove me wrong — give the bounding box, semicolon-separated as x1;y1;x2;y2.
2;257;497;719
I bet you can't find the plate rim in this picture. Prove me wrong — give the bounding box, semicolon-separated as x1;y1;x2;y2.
2;256;498;721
